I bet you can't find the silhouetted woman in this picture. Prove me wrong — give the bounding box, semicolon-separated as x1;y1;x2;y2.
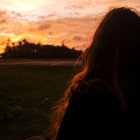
51;7;140;140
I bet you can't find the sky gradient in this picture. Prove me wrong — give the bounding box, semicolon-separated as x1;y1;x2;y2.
0;0;140;53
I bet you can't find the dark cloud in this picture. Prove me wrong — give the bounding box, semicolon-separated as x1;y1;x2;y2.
66;0;95;12
0;10;7;17
64;39;72;44
0;9;25;24
38;15;48;20
74;12;81;15
0;19;7;24
48;14;56;17
28;28;36;32
10;11;22;17
73;35;84;41
48;32;53;35
65;5;84;10
0;9;9;24
38;23;51;30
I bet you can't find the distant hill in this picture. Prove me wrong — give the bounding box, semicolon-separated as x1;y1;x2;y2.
1;39;83;59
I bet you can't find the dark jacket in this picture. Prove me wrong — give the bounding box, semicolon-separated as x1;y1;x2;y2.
56;83;140;140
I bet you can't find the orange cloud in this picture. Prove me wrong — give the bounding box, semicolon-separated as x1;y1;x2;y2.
0;0;140;54
0;15;101;53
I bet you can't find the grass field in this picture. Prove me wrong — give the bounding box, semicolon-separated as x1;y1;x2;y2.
0;65;81;140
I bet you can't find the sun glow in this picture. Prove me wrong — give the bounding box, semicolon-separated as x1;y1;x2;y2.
0;0;140;54
11;36;24;42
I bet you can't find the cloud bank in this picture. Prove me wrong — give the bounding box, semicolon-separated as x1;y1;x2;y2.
0;0;140;53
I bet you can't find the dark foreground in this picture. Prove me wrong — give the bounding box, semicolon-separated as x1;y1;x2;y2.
0;65;81;140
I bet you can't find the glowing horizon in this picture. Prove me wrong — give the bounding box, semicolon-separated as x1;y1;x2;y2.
0;0;140;53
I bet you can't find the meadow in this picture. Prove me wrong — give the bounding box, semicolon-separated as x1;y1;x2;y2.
0;65;81;140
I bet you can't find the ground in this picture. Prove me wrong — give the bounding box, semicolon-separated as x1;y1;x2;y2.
0;65;81;140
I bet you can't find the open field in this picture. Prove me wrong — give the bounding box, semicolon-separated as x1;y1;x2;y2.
0;65;81;140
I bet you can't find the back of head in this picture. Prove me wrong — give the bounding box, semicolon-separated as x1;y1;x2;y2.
82;7;140;108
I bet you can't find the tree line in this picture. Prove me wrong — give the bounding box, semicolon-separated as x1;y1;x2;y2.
1;39;82;59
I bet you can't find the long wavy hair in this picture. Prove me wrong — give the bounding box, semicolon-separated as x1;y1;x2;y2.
50;7;140;140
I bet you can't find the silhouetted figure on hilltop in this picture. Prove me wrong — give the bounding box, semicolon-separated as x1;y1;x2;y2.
51;7;140;140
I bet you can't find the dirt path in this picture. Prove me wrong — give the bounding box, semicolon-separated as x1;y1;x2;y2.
0;59;82;66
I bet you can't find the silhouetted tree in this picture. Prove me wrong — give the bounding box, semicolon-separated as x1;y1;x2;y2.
1;38;82;59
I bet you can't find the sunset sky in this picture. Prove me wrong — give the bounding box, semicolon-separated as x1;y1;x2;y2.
0;0;140;53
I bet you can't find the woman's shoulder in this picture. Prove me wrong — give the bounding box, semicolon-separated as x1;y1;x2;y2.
70;82;121;112
72;82;119;101
65;82;122;138
57;82;122;140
